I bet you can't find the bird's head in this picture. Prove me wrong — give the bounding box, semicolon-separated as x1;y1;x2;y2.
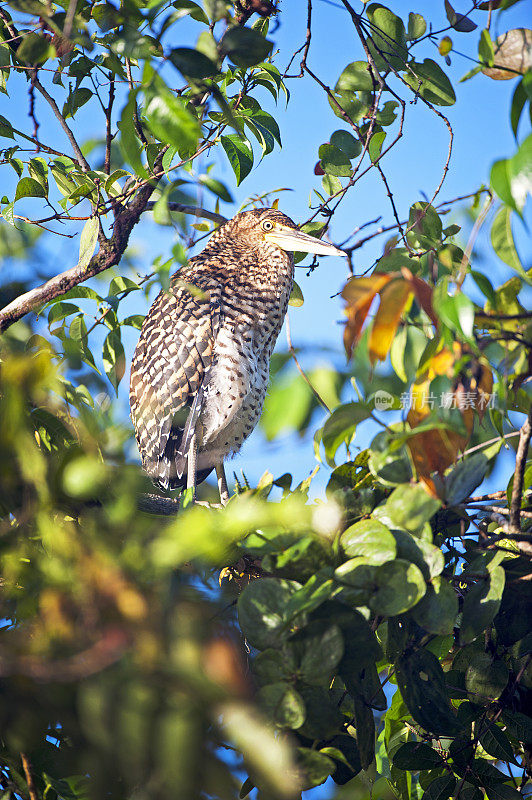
217;208;345;258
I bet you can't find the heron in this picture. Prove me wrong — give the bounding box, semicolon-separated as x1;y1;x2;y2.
130;207;344;504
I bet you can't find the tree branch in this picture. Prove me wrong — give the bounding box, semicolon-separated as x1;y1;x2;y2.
137;493;182;515
0;153;167;332
20;753;38;800
510;406;532;532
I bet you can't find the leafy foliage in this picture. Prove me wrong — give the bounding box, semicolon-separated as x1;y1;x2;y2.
0;1;531;799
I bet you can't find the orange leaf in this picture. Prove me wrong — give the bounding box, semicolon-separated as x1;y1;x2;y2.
369;279;412;363
344;295;374;359
342;273;392;359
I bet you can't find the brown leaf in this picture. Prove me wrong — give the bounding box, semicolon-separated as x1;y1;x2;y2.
482;28;532;80
401;269;439;328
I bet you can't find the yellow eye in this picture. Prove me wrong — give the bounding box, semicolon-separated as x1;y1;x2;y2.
261;220;274;231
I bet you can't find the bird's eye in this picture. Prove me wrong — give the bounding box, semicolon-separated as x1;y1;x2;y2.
261;220;274;232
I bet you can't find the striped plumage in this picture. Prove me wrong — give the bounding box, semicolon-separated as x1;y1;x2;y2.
130;207;343;501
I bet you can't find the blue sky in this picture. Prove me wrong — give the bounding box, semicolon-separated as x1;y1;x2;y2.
1;0;531;500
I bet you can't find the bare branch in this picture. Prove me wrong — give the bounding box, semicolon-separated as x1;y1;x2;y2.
20;753;39;800
510;406;532;532
137;493;182;515
104;73;115;175
0;151;168;332
283;0;312;78
286;315;331;413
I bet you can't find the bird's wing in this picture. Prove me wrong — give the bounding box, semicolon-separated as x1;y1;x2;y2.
130;275;222;489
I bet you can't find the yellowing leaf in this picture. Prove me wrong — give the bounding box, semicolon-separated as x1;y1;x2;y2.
342;273;392;359
369;279;412;363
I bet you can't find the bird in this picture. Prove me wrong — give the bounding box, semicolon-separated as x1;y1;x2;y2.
130;207;344;504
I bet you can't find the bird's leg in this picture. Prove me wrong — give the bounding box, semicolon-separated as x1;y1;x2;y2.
187;429;198;502
216;462;230;506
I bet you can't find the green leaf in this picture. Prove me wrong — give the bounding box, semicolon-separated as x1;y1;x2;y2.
393;742;443;770
369;559;426;616
171;0;209;24
78;216;99;270
408;12;427;40
118;91;146;177
340;518;396;564
510;79;527;139
330;129;361;158
322;402;371;462
433;281;475;340
102;329;125;393
460;566;505;645
145;93;201;156
238;578;301;650
48;302;81;326
168;46;218;78
478;722;516;763
411;576;458;635
62;87;93;120
294;622;344;685
508;131;532;213
395;648;461;735
15;177;46;202
405;59;456;106
198;175;233;202
288;281;304;307
423;775;457;800
465;652;509;702
296;748;335;790
221;134;253;185
322;735;362;784
353;696;375;768
445;0;477;33
445;454;489;505
220;26;273;68
490;158;515;209
479;29;495;66
0;43;10;95
318;143;352;177
336;61;375;92
0;114;14;139
368;130;386;163
408;202;443;245
257;683;305;729
501;710;532;743
366;3;408;70
379;483;441;535
16;31;52;64
391;530;444;580
322;174;342;195
328;91;367;123
486;786;522;800
260;372;312;440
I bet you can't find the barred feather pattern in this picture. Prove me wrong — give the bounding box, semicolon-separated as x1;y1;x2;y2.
130;209;296;490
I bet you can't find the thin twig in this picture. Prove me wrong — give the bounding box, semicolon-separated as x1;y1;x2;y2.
456;194;495;290
20;753;38;800
104;73;115;175
509;407;532;532
286;315;331;413
283;0;312;78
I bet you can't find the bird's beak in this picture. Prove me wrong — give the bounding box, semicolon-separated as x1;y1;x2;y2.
265;225;345;257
